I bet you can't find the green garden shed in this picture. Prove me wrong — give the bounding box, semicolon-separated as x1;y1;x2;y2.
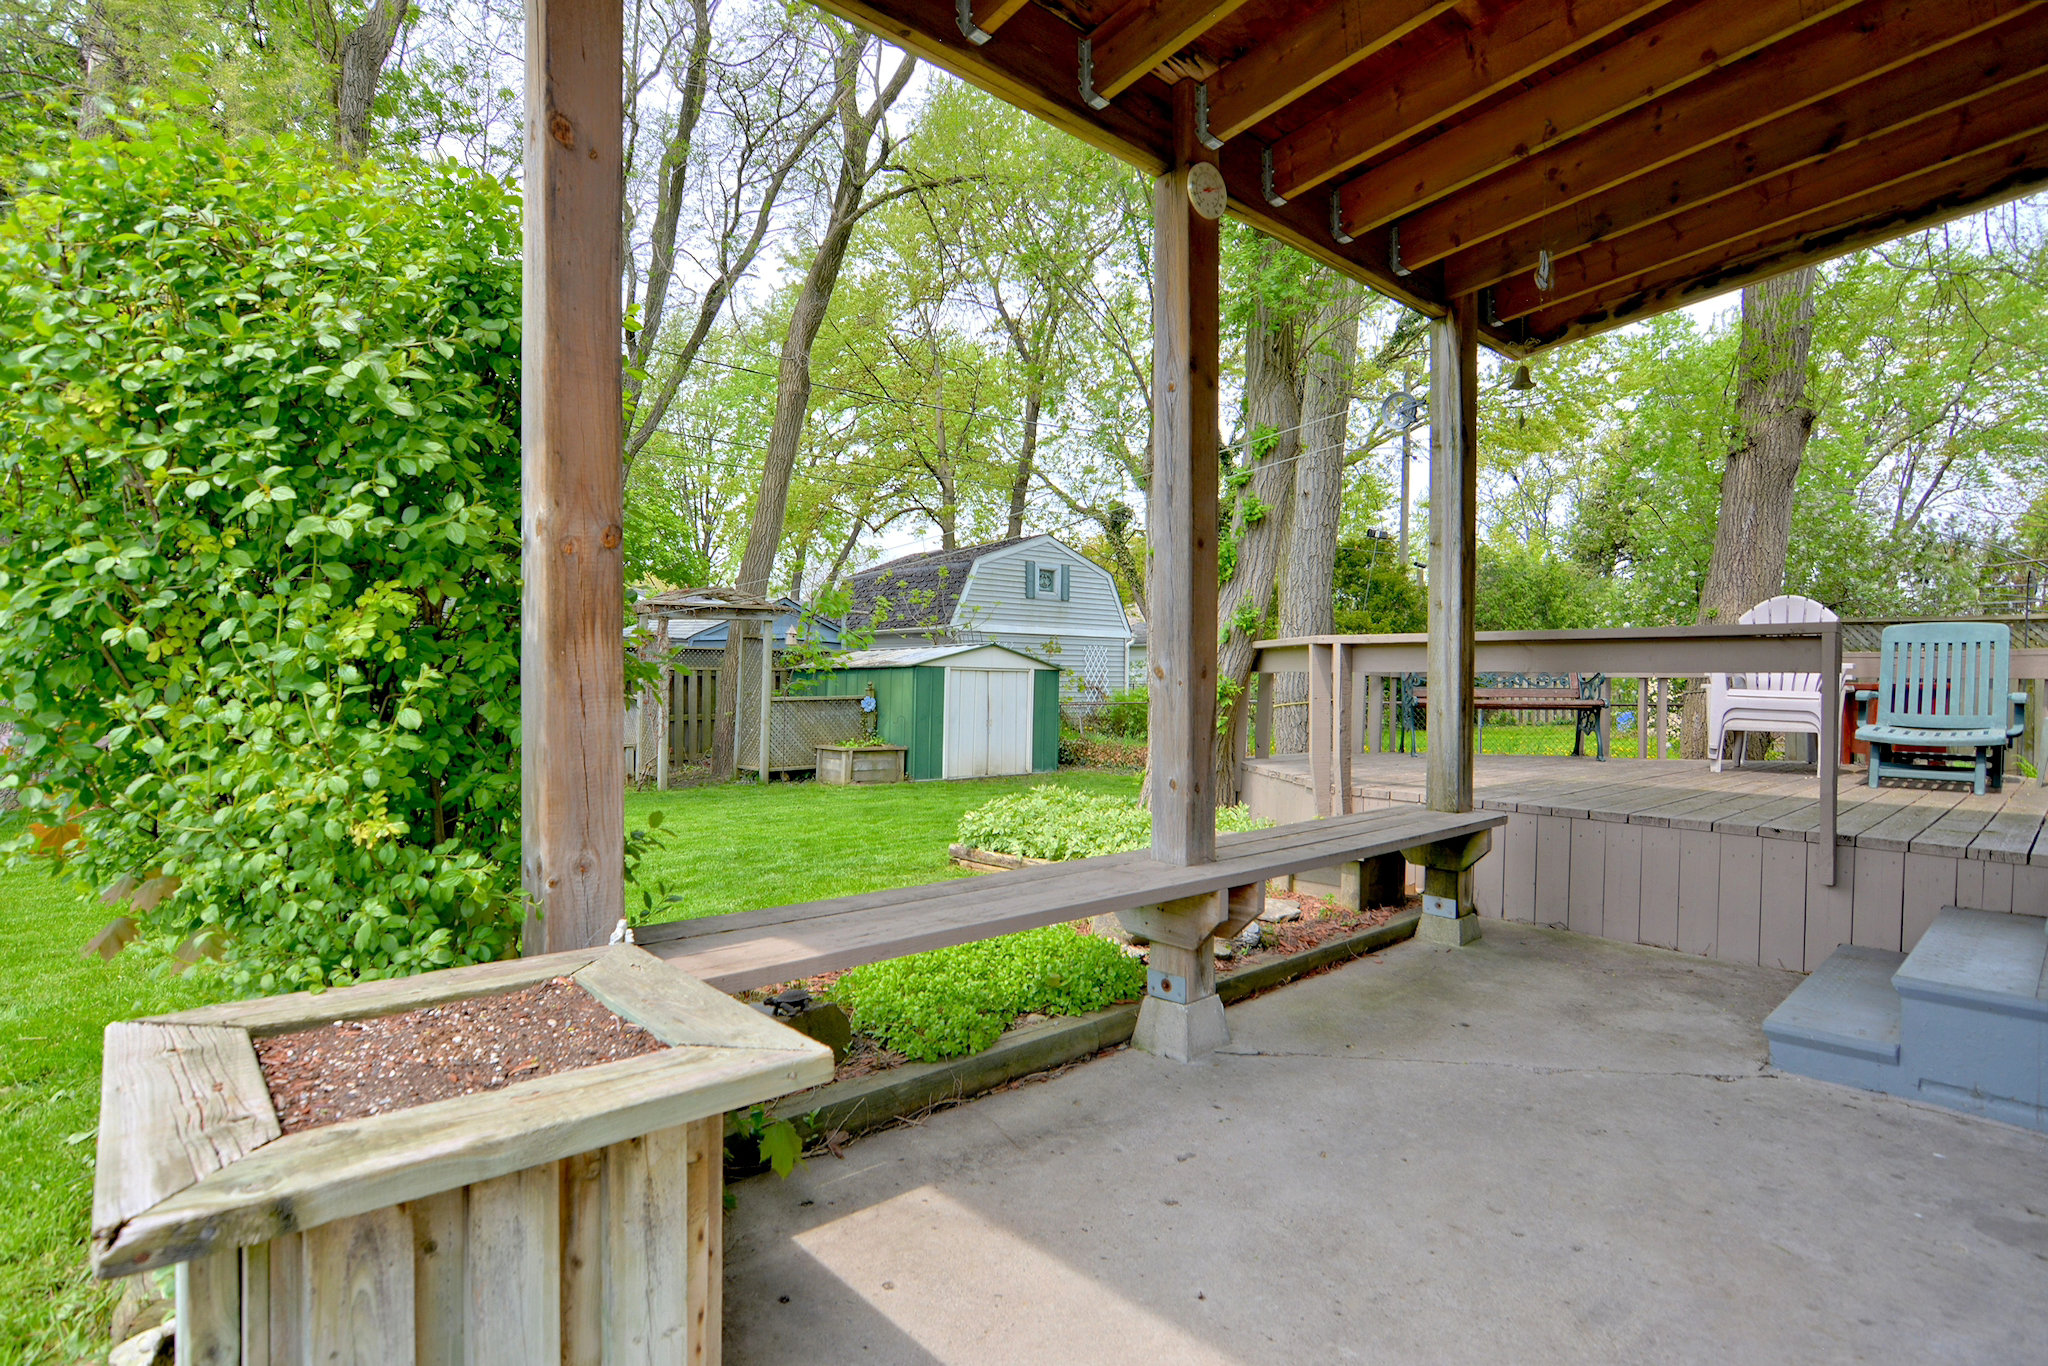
799;644;1060;780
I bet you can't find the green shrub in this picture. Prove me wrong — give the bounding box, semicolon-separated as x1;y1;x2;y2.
0;117;524;990
829;925;1145;1061
1090;687;1149;740
957;785;1267;861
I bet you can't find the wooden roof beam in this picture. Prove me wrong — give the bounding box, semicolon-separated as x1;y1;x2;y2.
1521;129;2048;345
1264;0;1662;203
1490;81;2048;322
955;0;1033;45
1082;0;1255;107
1398;0;2033;273
1201;0;1459;146
1448;13;2048;296
1333;0;1864;241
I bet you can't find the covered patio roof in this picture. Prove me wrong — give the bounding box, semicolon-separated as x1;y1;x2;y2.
814;0;2048;351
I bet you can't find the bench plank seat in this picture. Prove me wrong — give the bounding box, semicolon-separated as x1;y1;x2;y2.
640;809;1504;992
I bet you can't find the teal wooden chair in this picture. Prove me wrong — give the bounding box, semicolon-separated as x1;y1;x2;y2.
1856;623;2028;795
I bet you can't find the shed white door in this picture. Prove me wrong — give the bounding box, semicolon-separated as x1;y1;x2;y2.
945;669;1033;777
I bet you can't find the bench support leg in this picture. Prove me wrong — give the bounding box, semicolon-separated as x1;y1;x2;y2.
1337;853;1408;911
1122;892;1229;1061
1402;830;1493;948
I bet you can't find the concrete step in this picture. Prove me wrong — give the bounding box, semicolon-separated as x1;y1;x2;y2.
1764;945;1905;1094
1893;906;2047;1130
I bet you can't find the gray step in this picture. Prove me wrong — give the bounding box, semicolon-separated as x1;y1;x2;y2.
1893;905;2048;1018
1894;906;2047;1130
1764;945;1905;1094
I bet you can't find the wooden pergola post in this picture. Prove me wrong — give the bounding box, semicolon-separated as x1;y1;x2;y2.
1129;82;1227;1061
1420;292;1484;946
520;0;625;954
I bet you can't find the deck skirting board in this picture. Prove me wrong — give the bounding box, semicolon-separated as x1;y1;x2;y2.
1242;756;2048;968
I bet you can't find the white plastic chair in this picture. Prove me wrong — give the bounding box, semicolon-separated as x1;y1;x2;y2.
1708;594;1849;771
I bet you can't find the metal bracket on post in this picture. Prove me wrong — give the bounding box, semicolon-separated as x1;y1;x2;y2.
956;0;992;44
1389;222;1410;276
1261;147;1286;206
1194;83;1223;150
1422;894;1458;919
1484;287;1502;329
1330;190;1353;245
1078;38;1110;109
1147;967;1191;1003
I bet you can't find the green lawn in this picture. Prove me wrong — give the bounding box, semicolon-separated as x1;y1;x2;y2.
625;770;1139;923
0;851;235;1362
0;770;1139;1360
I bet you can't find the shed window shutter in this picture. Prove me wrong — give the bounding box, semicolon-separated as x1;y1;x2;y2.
1058;565;1070;601
1023;559;1038;599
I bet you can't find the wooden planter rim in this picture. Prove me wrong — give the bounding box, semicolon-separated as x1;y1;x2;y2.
92;944;832;1279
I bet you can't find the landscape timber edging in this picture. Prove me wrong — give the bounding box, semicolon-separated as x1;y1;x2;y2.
762;910;1422;1147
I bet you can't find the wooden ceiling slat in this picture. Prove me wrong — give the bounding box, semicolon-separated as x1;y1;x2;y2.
1398;0;2032;273
1333;0;1863;240
1491;79;2048;322
1522;130;2048;343
1204;0;1457;145
1089;0;1256;101
1263;0;1663;203
1447;14;2048;296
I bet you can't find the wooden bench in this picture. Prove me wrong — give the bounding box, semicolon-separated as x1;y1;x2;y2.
637;807;1505;991
1412;672;1611;759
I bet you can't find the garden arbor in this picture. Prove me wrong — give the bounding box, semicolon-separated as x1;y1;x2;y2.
520;0;2048;953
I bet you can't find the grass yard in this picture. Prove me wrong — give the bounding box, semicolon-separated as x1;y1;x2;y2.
625;770;1139;923
0;770;1139;1359
0;852;235;1363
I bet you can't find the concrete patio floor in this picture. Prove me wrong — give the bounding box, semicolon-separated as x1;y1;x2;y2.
724;921;2048;1364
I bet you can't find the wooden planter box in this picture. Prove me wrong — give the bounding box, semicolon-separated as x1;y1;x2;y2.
814;743;907;785
92;945;832;1365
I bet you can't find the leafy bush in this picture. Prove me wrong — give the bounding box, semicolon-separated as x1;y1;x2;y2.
1059;729;1145;769
1090;687;1149;740
0;117;525;989
957;785;1267;861
829;925;1145;1061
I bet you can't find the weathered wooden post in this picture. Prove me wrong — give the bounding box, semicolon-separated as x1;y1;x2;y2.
1129;81;1228;1061
1421;293;1481;946
521;0;625;955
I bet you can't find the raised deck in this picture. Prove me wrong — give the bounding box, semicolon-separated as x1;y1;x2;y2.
1243;753;2048;971
638;808;1503;992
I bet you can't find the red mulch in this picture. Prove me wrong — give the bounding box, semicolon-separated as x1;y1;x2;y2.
255;977;667;1134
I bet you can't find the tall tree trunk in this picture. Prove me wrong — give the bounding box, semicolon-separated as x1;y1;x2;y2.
1210;290;1303;803
77;1;129;137
1683;266;1819;758
333;0;408;159
1007;386;1041;539
1284;281;1362;641
713;38;915;772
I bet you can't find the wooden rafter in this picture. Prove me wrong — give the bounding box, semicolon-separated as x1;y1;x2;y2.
1084;0;1254;106
1263;0;1662;204
956;0;1032;43
1397;0;2035;273
1496;84;2048;324
1449;13;2048;296
1201;0;1456;146
1522;129;2048;343
1334;0;1863;241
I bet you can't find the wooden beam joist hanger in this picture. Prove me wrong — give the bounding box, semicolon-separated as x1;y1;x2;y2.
1080;0;1254;109
1262;0;1663;204
1444;10;2048;298
1332;0;1864;242
1400;0;2035;276
1498;83;2048;323
1199;0;1456;150
956;0;1032;44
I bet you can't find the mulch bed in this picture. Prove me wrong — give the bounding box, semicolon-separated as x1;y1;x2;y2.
255;977;667;1134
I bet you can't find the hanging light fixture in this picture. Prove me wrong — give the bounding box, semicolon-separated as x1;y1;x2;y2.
1509;362;1535;391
